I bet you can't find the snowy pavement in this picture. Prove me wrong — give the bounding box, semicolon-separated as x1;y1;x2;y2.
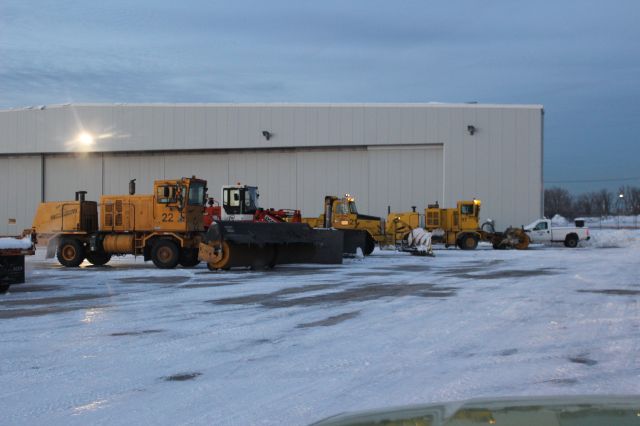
1;231;639;425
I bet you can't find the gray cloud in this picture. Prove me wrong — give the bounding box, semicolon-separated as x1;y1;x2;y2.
1;0;639;191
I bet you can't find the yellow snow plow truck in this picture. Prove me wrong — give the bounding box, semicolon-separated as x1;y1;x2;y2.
32;177;207;268
425;199;530;250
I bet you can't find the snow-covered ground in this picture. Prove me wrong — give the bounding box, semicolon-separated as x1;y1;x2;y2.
1;230;639;425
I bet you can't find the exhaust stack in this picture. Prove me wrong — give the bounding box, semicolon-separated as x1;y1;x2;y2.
323;196;333;228
75;191;87;202
129;179;136;195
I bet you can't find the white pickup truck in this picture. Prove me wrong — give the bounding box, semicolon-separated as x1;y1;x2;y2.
524;218;590;248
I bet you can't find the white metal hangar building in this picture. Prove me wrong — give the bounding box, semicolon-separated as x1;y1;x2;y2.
0;103;543;235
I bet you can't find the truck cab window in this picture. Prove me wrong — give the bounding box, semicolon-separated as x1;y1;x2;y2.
243;187;258;212
461;204;474;215
157;186;176;204
534;221;548;230
188;182;205;206
229;190;240;207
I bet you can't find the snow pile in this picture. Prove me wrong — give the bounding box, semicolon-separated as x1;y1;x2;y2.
408;228;431;246
551;214;570;226
354;247;364;260
0;236;33;250
587;229;640;248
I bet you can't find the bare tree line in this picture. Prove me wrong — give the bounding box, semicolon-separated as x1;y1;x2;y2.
544;186;640;219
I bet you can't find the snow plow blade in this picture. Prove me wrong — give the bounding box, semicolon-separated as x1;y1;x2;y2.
199;221;343;269
490;227;530;250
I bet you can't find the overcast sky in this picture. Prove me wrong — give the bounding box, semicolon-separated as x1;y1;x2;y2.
1;1;638;192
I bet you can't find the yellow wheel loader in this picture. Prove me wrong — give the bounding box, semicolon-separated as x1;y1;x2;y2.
301;194;433;256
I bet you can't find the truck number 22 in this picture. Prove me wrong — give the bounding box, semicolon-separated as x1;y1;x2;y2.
161;213;174;222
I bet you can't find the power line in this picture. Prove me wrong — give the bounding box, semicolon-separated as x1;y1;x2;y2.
544;176;640;184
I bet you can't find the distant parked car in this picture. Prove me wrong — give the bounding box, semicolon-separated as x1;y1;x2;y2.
524;218;590;247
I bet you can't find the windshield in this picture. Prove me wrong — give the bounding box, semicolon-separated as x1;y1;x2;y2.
244;187;258;211
526;220;543;229
188;182;205;206
460;204;474;215
533;221;548;230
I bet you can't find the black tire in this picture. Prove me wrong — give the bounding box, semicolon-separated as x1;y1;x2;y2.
458;234;479;250
86;251;112;266
57;238;86;267
363;235;376;256
179;248;200;268
151;239;180;269
564;234;579;248
0;284;10;294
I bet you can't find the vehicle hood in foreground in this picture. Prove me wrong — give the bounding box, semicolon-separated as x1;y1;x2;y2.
311;395;640;426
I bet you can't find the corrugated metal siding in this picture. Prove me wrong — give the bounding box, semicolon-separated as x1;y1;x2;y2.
44;155;102;202
0;104;542;153
0;104;543;229
103;153;165;195
294;149;369;214
0;156;42;235
368;145;444;214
